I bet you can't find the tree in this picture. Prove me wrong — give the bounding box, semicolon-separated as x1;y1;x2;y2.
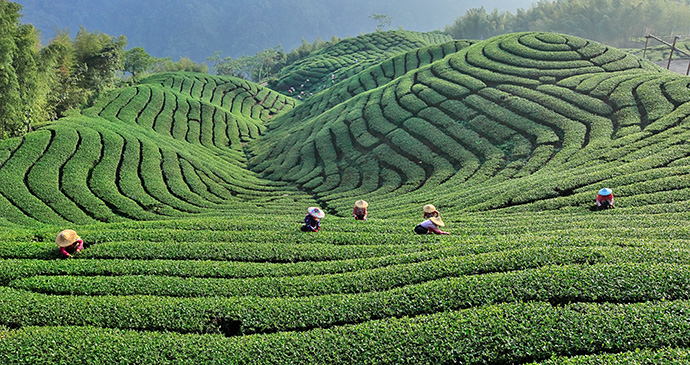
73;27;127;98
370;13;392;32
13;23;42;134
123;47;154;79
152;56;208;73
0;0;44;138
252;46;285;83
209;46;284;83
40;30;88;120
0;1;21;138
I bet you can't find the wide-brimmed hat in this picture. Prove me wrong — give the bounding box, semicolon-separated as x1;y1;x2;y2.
355;200;368;209
598;188;612;196
430;217;445;227
423;204;436;214
308;207;325;219
56;229;79;248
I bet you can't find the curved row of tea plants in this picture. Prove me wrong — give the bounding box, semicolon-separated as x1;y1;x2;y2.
250;32;690;218
5;298;690;363
0;105;313;225
85;72;295;158
270;40;475;129
272;30;452;95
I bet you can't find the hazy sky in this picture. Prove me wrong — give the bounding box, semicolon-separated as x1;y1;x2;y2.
18;0;536;62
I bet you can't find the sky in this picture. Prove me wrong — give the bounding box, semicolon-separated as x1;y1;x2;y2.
17;0;536;62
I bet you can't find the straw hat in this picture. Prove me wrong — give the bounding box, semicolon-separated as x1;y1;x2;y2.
423;204;436;214
56;229;79;248
355;200;368;209
308;207;325;219
598;188;612;196
430;217;445;227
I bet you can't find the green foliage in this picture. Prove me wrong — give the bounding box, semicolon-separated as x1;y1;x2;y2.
3;29;690;362
271;30;452;95
73;26;127;100
445;0;690;49
0;1;42;138
123;47;154;79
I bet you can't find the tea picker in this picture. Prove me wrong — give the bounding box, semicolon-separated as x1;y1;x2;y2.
353;200;368;220
301;207;325;232
56;229;83;258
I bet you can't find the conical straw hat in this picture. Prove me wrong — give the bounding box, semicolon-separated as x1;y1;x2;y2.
355;200;368;208
430;217;445;227
423;204;436;214
56;229;79;248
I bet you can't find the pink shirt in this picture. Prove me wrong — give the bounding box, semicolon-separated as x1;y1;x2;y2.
60;238;83;257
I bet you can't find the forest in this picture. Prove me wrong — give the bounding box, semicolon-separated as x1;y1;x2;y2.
446;0;690;46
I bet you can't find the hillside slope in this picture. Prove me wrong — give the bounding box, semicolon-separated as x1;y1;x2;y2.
271;30;453;95
4;31;690;364
0;73;313;225
1;31;690;226
250;32;690;217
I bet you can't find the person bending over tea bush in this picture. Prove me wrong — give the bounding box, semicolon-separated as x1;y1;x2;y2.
353;200;368;221
414;216;449;235
301;207;325;232
56;229;83;258
596;188;614;210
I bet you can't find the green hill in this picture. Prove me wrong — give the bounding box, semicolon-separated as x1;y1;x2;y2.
2;31;690;363
252;31;690;218
0;72;313;226
272;30;453;95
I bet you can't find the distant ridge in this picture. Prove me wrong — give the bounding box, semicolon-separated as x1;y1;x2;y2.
273;30;452;95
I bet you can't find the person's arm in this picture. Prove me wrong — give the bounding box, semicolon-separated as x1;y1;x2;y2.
427;226;445;235
363;209;367;220
353;206;357;217
60;247;71;257
76;238;83;252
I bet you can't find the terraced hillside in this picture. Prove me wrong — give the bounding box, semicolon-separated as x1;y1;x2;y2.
0;72;314;225
272;30;453;96
251;31;690;218
3;30;690;363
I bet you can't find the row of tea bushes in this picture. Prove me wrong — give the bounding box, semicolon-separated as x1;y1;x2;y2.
10;261;690;300
251;31;690;217
273;30;452;95
4;301;690;363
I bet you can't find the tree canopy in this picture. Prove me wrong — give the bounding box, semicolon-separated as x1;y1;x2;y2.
0;0;208;139
446;0;690;47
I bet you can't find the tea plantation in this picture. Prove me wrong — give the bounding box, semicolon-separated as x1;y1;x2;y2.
1;31;690;363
